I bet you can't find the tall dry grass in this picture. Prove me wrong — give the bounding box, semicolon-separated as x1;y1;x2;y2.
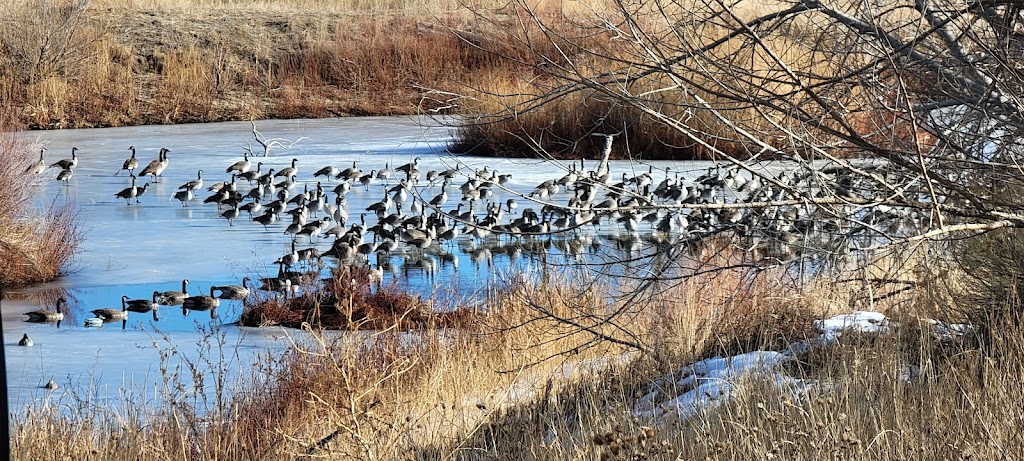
0;0;560;128
451;0;855;160
0;114;82;285
14;237;1024;456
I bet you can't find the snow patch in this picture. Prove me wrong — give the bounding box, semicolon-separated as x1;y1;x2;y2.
814;310;888;342
633;351;792;421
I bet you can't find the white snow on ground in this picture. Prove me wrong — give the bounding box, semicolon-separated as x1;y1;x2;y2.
633;351;794;421
635;310;900;422
926;319;974;339
813;310;889;343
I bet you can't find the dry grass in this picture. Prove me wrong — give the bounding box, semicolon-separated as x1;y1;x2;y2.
14;241;1024;456
450;0;858;160
0;0;556;128
0;113;82;285
240;262;477;330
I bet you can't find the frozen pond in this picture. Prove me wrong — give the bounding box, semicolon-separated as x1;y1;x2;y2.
3;116;729;411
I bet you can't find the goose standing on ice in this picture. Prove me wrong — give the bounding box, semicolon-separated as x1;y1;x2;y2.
115;146;139;176
275;158;299;179
178;169;204;192
226;152;252;174
50;147;79;170
139;148;170;182
114;175;140;205
314;164;340;180
25;149;45;175
55;167;73;186
172;188;194;207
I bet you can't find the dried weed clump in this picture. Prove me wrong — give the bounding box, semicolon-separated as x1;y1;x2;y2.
239;262;477;330
0;114;81;285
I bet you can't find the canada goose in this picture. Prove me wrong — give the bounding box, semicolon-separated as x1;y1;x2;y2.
92;295;129;321
240;197;262;218
56;167;73;185
226;153;252;174
182;286;221;312
253;211;278;230
360;170;376;190
178;169;204;191
114;175;139;205
44;379;58;390
50;147;78;170
336;161;360;181
115;146;139;176
25;149;45;175
430;189;448;208
314;164;340;179
258;261;295;294
139;148;170;182
221;204;241;226
275;241;299;268
123;293;159;313
172;188;194;207
368;265;384;288
275;158;299;178
213;277;251;300
238;162;263;183
158;279;190;305
425;170;440;186
134;183;150;203
395;157;420;179
377;163;393;182
333;181;352;196
25;298;66;326
19;333;33;347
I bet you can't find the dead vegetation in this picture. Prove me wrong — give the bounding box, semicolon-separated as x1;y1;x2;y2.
17;237;1023;460
0;114;82;286
239;263;478;330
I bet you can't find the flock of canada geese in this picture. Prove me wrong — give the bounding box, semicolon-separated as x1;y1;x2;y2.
20;133;867;331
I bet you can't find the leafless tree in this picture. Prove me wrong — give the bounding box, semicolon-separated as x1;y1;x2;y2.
428;0;1024;352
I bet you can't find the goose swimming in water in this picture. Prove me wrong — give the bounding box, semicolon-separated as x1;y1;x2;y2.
123;293;159;313
213;277;251;300
157;279;190;305
123;293;160;320
19;334;33;347
24;298;66;326
91;297;129;321
182;286;220;314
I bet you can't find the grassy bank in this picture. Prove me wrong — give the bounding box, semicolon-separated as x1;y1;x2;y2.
16;236;1024;459
0;0;852;160
0;0;529;128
